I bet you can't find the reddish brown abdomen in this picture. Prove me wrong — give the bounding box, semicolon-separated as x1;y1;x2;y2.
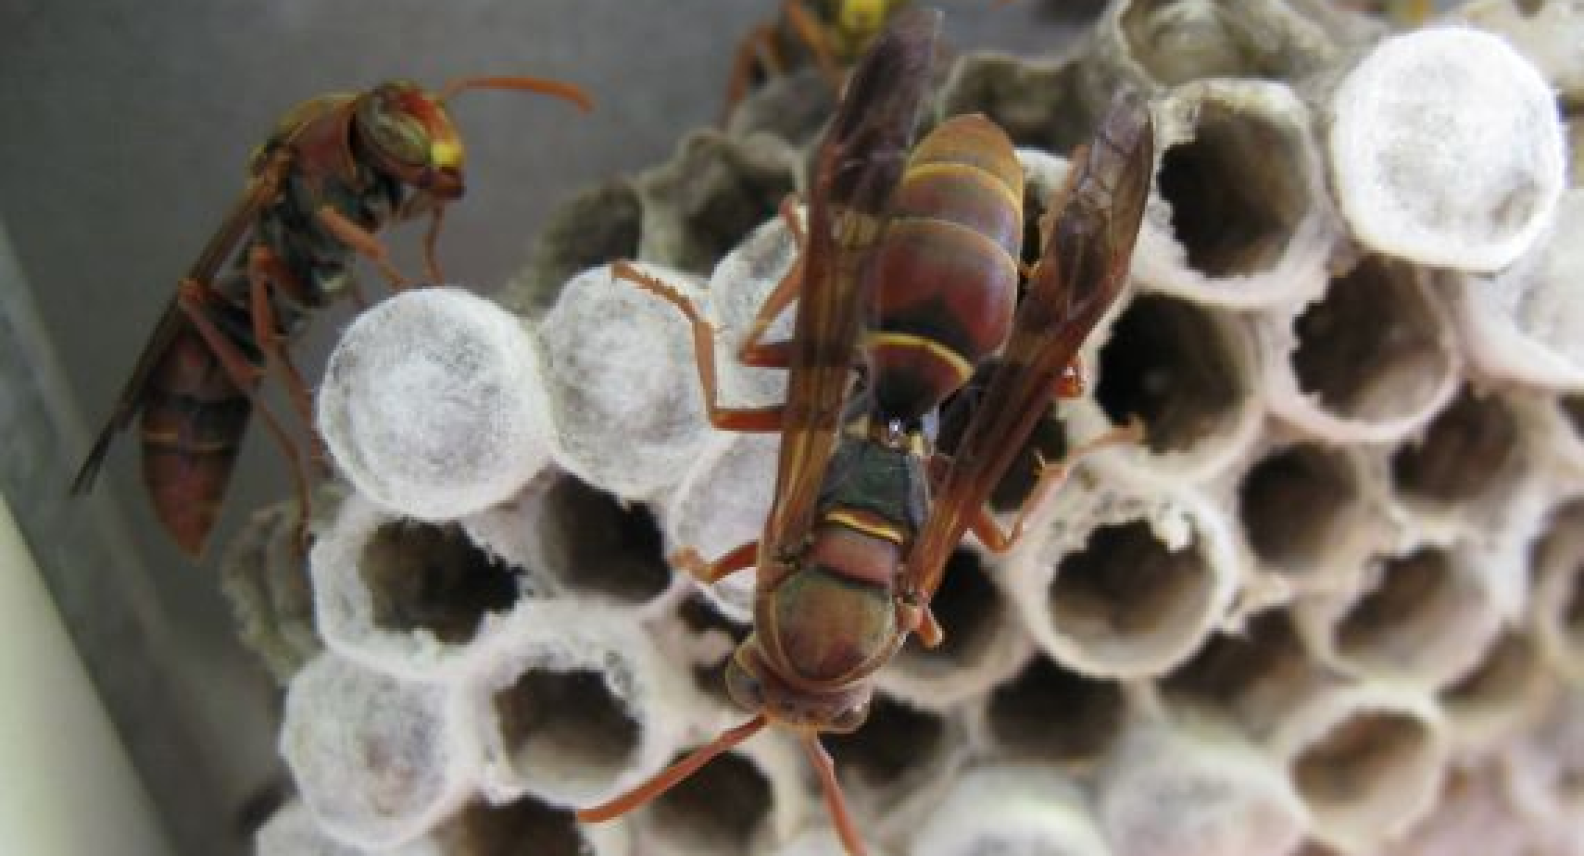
138;326;254;556
868;113;1023;422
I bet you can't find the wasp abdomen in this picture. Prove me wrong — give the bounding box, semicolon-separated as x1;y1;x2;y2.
868;113;1024;422
138;328;256;556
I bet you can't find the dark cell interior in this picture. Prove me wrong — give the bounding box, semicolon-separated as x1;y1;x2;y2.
825;695;946;790
360;521;520;645
678;592;752;707
494;669;640;776
1560;394;1584;441
936;359;1073;514
1292;256;1449;422
987;655;1124;765
899;550;1000;668
438;796;589;856
650;750;772;852
1441;633;1536;712
1391;386;1519;505
1156;102;1306;278
539;476;672;602
1049;520;1209;637
1096;294;1242;455
1290;713;1430;811
1239;444;1357;574
1336;549;1455;669
1162;610;1305;705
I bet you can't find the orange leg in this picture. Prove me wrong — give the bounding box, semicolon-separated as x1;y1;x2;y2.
971;417;1145;553
245;246;329;473
737;195;808;369
612;261;785;433
421;204;447;284
781;0;845;93
175;279;316;550
722;23;788;122
671;540;759;584
316;206;408;289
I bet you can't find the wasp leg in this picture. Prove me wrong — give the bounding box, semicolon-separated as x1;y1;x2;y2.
781;0;845;93
672;541;759;584
612;261;785;433
316;206;410;290
722;22;788;122
176;279;316;553
245;245;329;473
737;195;808;369
971;417;1146;554
421;204;447;284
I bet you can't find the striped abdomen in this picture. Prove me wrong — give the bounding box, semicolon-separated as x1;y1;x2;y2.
138;324;256;556
866;113;1024;423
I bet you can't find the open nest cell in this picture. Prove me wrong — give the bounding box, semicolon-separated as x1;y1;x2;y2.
1390;385;1521;507
647;749;773;855
1239;443;1362;577
359;522;520;647
986;655;1124;767
535;476;672;603
493;667;642;794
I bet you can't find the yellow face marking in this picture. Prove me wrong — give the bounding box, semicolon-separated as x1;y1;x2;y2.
430;139;463;169
825;509;906;544
838;0;888;33
865;330;973;384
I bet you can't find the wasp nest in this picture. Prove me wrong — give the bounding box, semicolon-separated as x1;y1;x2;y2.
230;2;1582;853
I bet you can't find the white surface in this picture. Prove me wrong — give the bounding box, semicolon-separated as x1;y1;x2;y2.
0;494;172;856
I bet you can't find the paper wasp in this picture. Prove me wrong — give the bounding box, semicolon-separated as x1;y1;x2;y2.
71;75;591;557
579;8;1153;854
723;0;914;119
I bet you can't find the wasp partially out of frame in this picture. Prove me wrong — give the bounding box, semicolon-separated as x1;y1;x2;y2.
723;0;914;119
578;8;1154;855
72;75;591;557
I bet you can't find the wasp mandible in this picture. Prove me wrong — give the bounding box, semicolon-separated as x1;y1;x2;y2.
72;75;591;557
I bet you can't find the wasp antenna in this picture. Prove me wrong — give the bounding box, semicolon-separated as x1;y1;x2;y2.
438;75;594;112
576;714;767;824
803;733;868;856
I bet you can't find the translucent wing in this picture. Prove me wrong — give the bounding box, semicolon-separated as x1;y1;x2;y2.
901;92;1156;603
71;145;296;492
760;8;940;565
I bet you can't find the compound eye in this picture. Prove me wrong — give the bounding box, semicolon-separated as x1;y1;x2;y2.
724;654;765;713
829;701;869;734
360;92;428;166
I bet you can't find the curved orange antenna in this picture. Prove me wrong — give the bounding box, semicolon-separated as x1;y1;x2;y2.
576;715;768;823
804;733;867;856
438;75;594;112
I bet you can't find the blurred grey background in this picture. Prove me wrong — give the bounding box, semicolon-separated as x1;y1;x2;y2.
0;1;1098;853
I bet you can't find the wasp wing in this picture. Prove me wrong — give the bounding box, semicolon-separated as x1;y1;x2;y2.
71;153;292;493
901;92;1155;603
760;8;941;565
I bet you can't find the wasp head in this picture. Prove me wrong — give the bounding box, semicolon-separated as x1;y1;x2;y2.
355;80;466;199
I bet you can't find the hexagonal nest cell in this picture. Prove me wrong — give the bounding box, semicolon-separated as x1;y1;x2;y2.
987;655;1124;766
940;53;1097;154
1335;548;1482;679
493;668;641;786
1156;99;1311;279
1120;0;1302;85
359;521;520;646
1291;256;1453;425
649;749;773;854
825;694;947;791
1391;385;1521;506
1048;520;1215;653
536;476;672;603
1096;294;1246;455
435;796;591;856
1239;443;1360;576
1162;610;1307;712
1289;711;1434;826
